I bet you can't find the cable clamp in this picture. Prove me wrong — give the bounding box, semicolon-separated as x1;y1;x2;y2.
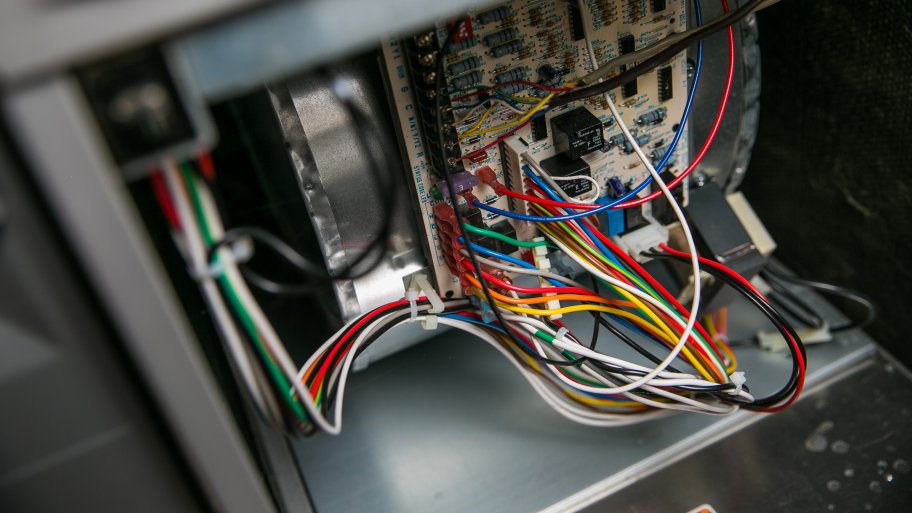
555;327;570;343
405;288;420;322
727;371;747;395
193;237;254;280
404;273;444;329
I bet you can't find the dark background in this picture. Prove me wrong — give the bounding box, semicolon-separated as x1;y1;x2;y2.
741;0;912;365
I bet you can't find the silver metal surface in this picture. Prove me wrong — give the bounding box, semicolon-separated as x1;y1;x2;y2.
291;287;875;513
270;68;432;368
579;352;912;512
0;0;266;86
176;0;497;100
3;77;275;513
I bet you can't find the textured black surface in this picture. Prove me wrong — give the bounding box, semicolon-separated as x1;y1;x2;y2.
741;1;912;366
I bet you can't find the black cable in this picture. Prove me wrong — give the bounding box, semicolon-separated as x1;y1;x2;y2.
644;252;806;409
763;263;877;332
551;0;764;107
320;70;399;280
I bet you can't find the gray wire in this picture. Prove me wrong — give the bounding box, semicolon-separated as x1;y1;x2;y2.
465;251;589;289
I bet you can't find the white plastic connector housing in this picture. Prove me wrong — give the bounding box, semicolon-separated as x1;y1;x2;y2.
614;220;669;262
531;236;562;319
758;324;832;352
727;192;777;257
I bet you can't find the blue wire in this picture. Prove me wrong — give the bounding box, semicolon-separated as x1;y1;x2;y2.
458;239;566;287
439;313;507;333
472;1;705;223
522;165;619;264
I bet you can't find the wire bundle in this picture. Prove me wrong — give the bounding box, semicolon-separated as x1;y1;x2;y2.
148;0;811;436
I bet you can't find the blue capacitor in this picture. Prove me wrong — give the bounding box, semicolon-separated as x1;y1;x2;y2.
491;39;523;58
452;70;483;89
484;28;518;47
637;107;668;125
494;67;526;83
447;56;482;75
478;6;511;24
608;177;627;198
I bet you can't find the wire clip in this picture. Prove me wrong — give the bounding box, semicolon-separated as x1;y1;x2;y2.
193;237;254;280
404;273;444;329
727;371;747;395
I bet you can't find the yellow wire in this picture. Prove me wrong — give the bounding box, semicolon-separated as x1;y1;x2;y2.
459;103;498;138
705;314;738;374
532;220;727;384
494;333;645;409
460;92;555;139
475;291;716;382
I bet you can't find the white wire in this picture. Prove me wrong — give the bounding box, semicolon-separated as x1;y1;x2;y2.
550;174;602;203
181;170;338;434
560;11;709;393
161;161;281;426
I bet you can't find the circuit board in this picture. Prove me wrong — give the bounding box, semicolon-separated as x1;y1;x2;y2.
382;0;690;297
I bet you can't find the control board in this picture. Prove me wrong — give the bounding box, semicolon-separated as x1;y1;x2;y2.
382;0;691;297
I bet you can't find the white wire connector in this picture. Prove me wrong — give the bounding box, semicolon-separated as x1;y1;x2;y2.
193;237;254;280
555;327;570;343
531;237;562;319
728;371;747;395
404;273;444;329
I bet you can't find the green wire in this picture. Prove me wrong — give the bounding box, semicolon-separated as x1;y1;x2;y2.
462;223;554;249
181;165;310;422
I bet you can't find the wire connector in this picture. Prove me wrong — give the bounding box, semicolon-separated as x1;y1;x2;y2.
194;237;253;280
727;371;746;395
404;273;444;329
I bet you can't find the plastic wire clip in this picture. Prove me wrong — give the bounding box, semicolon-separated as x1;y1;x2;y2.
193;237;254;280
405;273;444;330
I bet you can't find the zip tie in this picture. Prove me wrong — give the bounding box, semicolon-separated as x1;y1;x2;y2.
193;237;253;280
727;371;746;395
405;288;420;322
414;274;445;314
555;327;569;343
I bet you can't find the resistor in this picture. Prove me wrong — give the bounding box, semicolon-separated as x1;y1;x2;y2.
451;70;483;89
447;56;482;75
623;134;651;154
484;28;518;47
478;6;511;24
651;145;669;163
494;82;526;95
448;37;478;52
491;39;523;58
637;107;668;125
494;67;526;83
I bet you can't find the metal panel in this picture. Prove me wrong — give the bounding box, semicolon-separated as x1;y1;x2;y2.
176;0;498;100
0;0;266;85
579;352;912;512
2;78;275;513
291;285;875;513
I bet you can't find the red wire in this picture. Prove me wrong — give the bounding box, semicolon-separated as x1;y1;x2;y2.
455;120;531;161
150;170;181;231
309;299;416;397
657;242;806;411
451;81;573;103
497;186;600;210
462;260;599;296
616;6;736;209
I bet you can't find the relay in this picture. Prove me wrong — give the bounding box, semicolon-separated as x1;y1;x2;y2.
540;153;593;198
550;107;603;159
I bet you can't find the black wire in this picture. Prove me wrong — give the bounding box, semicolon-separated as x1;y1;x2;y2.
644;252;806;409
762;263;877;332
768;288;825;329
434;19;581;368
551;0;764;107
